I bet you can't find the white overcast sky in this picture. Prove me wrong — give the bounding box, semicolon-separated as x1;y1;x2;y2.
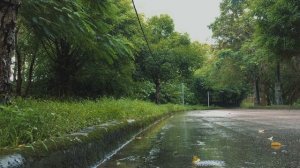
134;0;222;44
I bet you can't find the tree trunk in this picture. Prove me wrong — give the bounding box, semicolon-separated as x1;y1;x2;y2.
16;46;22;96
24;53;37;97
53;38;79;97
13;55;17;82
0;0;20;104
260;83;268;106
254;78;260;105
274;61;283;105
154;78;161;104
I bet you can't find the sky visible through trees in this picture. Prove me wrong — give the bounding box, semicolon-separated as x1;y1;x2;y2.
134;0;222;44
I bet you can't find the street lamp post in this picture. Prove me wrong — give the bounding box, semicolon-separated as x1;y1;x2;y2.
182;83;185;105
208;91;210;107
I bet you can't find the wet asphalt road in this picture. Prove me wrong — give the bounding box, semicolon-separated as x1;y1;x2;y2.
99;109;300;168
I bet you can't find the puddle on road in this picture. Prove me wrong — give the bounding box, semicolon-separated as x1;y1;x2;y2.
98;112;300;168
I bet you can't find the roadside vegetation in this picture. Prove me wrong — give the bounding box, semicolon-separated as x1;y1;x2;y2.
241;99;300;109
0;98;206;148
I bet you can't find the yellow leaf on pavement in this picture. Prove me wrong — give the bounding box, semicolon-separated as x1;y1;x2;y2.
271;142;283;150
271;142;282;146
192;156;201;164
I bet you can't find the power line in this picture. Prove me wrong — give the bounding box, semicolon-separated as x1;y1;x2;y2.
131;0;154;57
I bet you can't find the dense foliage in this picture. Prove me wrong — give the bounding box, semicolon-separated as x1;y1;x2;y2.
4;0;207;105
201;0;300;106
1;0;299;106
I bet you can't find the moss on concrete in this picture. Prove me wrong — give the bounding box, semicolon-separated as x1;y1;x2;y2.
0;113;173;168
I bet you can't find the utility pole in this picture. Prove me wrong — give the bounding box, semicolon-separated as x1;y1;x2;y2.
207;91;210;107
181;83;185;105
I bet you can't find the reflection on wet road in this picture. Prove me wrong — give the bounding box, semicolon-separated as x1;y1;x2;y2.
99;109;300;168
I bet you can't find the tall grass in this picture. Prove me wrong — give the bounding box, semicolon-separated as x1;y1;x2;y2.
0;98;203;148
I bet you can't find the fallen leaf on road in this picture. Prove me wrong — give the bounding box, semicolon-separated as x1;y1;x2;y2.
268;136;273;141
271;142;282;146
192;156;201;164
271;142;283;150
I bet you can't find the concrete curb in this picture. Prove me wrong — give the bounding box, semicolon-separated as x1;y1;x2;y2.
0;114;171;168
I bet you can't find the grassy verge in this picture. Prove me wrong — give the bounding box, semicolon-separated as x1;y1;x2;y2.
242;105;300;110
0;98;205;148
240;99;300;109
